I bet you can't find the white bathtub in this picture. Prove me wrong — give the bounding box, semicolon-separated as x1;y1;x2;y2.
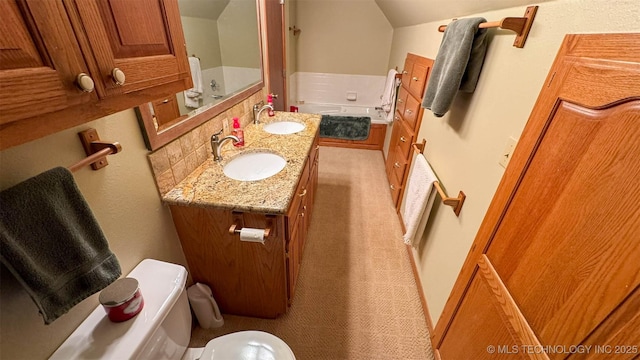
296;103;388;124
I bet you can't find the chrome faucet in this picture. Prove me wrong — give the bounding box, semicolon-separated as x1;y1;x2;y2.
253;103;274;124
210;129;239;162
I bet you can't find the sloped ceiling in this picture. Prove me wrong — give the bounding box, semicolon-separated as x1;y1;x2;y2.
374;0;554;28
177;0;230;20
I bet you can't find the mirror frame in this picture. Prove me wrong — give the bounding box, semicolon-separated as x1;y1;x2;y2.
137;0;264;151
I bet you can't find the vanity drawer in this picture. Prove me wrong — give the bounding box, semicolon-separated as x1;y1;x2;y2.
388;172;403;208
403;94;421;130
397;120;415;159
396;87;408;116
390;147;409;183
408;61;429;99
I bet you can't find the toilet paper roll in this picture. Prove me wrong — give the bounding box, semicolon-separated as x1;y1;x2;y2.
239;228;266;244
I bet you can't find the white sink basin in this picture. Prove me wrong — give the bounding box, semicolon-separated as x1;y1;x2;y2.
263;121;306;135
223;152;286;181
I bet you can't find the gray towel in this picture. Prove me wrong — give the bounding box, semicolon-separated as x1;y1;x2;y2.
422;17;488;117
0;167;121;324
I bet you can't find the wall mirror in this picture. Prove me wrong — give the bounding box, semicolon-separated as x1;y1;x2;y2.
137;0;263;150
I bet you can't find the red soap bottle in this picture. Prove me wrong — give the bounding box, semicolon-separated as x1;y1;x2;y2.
267;94;275;117
232;117;244;147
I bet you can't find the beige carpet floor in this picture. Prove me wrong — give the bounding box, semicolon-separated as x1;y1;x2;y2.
190;147;434;360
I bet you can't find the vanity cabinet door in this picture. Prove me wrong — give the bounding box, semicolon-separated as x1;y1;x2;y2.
70;0;191;97
0;0;94;125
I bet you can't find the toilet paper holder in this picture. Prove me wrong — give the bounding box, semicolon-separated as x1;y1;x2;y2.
228;224;272;238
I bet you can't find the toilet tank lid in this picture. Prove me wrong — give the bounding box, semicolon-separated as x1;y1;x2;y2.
49;259;188;360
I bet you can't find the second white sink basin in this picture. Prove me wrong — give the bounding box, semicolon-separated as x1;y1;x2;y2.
263;121;306;135
223;152;286;181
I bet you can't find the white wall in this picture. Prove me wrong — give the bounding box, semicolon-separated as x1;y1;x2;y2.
387;0;640;327
296;0;393;75
0;110;188;359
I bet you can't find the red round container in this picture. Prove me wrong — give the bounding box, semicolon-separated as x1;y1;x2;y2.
99;278;144;322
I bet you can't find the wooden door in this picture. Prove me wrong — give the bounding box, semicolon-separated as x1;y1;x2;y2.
264;0;286;110
69;0;191;97
0;0;94;125
433;34;640;359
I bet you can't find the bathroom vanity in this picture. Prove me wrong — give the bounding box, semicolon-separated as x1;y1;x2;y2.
163;112;320;318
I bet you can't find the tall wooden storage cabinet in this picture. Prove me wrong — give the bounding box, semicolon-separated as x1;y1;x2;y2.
385;53;434;209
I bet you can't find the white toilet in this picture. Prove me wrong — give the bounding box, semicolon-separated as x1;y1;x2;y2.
49;259;296;359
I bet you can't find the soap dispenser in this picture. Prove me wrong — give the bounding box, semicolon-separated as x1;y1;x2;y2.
232;117;244;147
267;94;275;117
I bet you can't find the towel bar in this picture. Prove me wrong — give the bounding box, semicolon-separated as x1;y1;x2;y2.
438;6;538;48
411;141;466;216
68;128;122;172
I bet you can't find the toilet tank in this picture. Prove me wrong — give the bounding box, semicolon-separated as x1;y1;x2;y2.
49;259;192;360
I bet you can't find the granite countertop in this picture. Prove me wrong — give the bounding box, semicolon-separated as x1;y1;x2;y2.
162;111;321;214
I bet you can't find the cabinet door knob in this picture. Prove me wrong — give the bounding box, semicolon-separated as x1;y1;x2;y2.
397;98;404;103
111;68;126;86
405;109;413;115
76;73;95;92
390;184;396;190
412;76;419;81
402;70;408;74
400;136;407;142
394;116;400;121
394;162;400;168
298;188;307;197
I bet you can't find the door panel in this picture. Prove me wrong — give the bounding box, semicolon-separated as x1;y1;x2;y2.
265;0;285;110
434;34;640;359
439;274;528;360
487;100;640;348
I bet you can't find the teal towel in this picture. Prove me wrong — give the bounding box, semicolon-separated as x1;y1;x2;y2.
320;115;371;141
422;17;488;117
0;167;121;324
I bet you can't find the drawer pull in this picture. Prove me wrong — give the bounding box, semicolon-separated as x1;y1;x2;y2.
394;116;400;121
111;68;126;86
412;76;419;81
390;184;396;190
162;99;169;103
397;98;404;103
76;73;95;92
400;136;407;142
394;162;400;168
405;109;413;115
402;70;408;74
298;188;307;197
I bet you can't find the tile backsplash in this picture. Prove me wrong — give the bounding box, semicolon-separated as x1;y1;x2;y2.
148;88;266;195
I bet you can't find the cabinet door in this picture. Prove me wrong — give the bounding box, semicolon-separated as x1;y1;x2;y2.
70;0;190;97
286;218;301;302
0;0;94;125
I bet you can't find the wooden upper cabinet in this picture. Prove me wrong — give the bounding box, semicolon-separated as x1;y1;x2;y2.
70;0;190;97
0;0;94;125
0;0;192;150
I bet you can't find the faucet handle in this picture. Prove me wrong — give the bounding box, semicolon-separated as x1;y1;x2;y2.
211;129;223;141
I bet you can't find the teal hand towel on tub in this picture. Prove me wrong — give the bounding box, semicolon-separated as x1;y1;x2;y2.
0;167;121;324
